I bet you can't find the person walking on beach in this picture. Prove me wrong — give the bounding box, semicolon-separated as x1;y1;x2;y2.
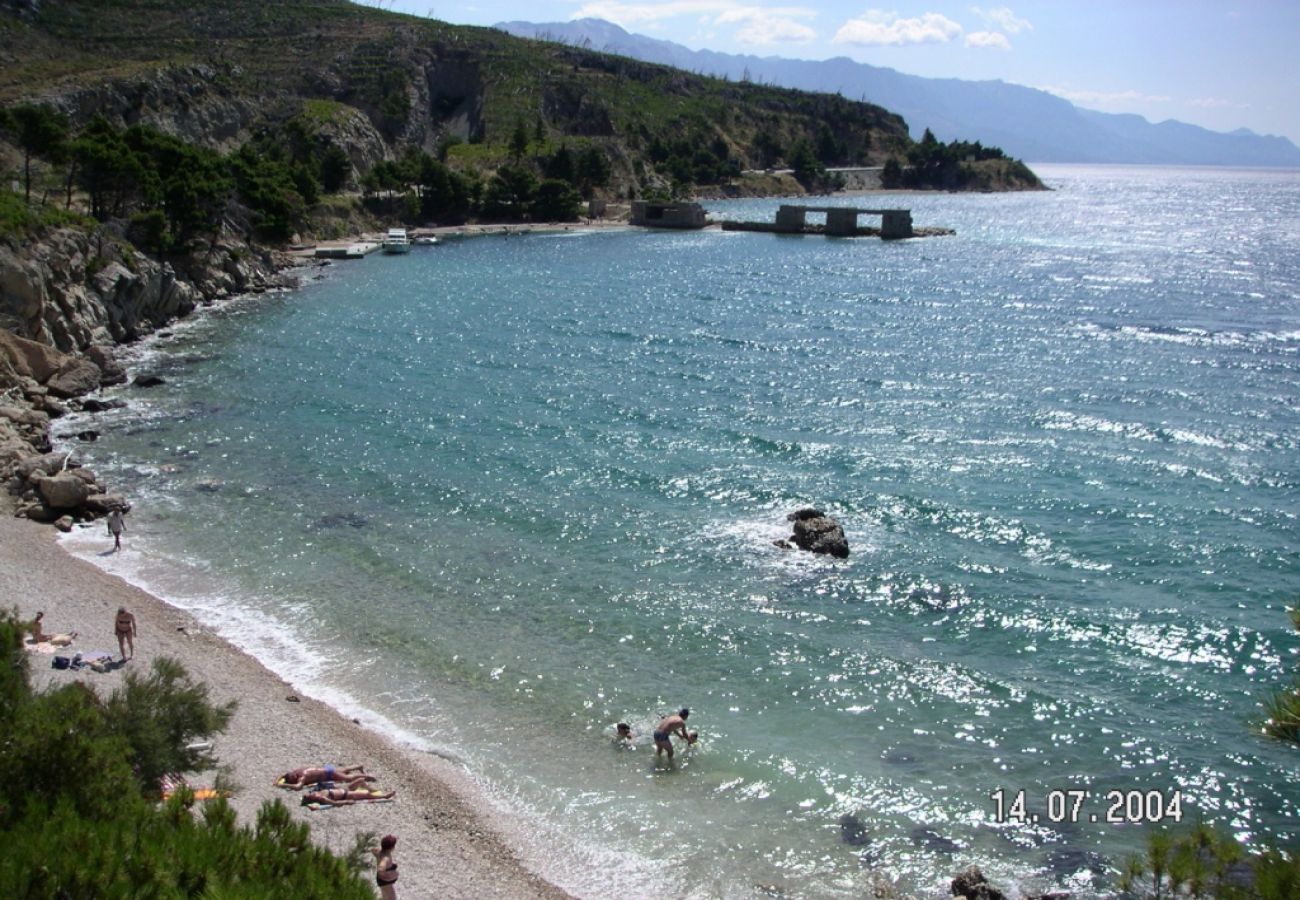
372;834;399;898
114;606;137;661
653;708;694;760
107;508;126;551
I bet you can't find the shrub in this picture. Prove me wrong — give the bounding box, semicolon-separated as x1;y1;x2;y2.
0;611;368;897
103;656;235;792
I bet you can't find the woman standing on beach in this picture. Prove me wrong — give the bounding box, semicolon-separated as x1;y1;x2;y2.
114;606;136;661
371;834;399;898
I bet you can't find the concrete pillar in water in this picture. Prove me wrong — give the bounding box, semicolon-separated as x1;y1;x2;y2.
775;205;807;232
880;210;914;239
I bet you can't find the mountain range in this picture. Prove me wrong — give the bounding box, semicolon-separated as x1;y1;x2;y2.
498;19;1300;168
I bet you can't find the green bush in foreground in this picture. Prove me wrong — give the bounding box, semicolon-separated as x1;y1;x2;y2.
1118;604;1300;899
0;612;371;898
1118;822;1300;899
1261;607;1300;743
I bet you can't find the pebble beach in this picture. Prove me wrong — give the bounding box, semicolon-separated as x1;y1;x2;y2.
3;509;574;900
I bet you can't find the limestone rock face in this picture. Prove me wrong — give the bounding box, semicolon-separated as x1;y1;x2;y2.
786;508;850;558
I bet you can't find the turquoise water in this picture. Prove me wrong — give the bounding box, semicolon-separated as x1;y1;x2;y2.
61;165;1300;898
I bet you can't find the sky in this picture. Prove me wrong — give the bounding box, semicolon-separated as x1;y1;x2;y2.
374;1;1300;146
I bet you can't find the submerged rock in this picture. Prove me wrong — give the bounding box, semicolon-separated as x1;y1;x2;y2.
838;813;871;846
132;373;167;388
910;826;961;854
79;397;127;412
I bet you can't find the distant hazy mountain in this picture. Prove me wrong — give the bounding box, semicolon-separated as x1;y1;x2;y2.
498;18;1300;167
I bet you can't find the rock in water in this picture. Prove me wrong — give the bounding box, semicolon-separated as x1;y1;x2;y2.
951;865;1007;900
786;508;849;558
838;813;871;846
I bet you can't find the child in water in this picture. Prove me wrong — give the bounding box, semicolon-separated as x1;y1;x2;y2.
615;723;635;748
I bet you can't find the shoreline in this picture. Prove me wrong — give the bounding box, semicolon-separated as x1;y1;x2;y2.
3;504;578;898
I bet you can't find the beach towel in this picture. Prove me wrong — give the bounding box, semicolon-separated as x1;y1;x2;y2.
302;793;395;811
160;772;231;801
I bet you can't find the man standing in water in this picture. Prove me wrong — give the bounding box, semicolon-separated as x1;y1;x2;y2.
107;508;126;551
653;708;694;759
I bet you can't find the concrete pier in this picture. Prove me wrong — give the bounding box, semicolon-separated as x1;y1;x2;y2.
722;205;948;240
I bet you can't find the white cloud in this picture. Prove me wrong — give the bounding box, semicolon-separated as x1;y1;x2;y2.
971;5;1031;34
1038;84;1173;108
574;1;816;43
575;1;733;27
833;9;963;46
716;6;817;44
965;30;1009;49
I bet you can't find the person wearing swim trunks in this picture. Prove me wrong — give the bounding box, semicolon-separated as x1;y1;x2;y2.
114;607;137;661
372;834;399;898
653;708;691;759
279;764;373;790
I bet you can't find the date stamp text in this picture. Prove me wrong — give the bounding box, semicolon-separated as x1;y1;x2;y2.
990;788;1184;825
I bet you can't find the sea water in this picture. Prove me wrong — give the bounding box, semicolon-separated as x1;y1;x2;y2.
58;165;1300;898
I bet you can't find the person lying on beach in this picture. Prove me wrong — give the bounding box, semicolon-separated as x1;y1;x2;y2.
300;787;395;806
278;764;374;789
28;611;76;646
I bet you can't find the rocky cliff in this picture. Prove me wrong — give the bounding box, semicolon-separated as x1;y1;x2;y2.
0;224;304;519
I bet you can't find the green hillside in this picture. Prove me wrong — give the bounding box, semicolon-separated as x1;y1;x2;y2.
0;0;1040;205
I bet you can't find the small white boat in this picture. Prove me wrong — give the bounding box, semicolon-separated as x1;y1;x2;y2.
381;228;411;254
412;235;440;246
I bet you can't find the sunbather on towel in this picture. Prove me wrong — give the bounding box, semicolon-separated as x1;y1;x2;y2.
278;764;374;790
28;611;77;646
300;787;395;806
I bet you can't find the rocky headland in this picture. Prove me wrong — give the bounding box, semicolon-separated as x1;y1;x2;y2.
0;226;306;520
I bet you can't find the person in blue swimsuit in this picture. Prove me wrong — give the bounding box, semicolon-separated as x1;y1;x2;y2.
279;763;373;789
653;708;693;759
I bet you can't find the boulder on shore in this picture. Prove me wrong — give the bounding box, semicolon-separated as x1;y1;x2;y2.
45;358;102;398
34;472;91;509
780;507;849;558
